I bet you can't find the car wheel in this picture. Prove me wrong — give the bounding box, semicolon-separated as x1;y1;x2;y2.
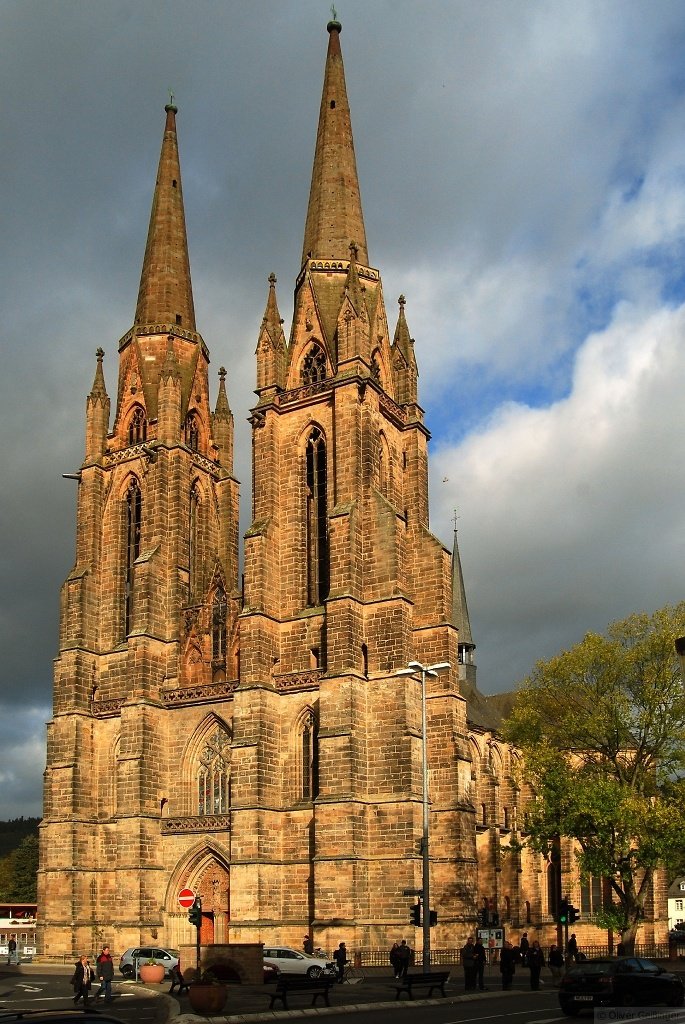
559;1002;580;1017
667;990;684;1007
121;964;134;979
307;965;323;979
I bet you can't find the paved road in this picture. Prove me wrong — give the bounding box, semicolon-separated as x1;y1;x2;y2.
0;967;170;1022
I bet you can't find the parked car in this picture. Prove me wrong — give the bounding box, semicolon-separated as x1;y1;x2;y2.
118;945;180;978
262;945;335;979
559;957;684;1015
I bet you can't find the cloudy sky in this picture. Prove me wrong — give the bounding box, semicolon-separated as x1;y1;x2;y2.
2;0;684;818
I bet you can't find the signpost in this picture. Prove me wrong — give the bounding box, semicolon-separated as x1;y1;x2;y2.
178;887;196;909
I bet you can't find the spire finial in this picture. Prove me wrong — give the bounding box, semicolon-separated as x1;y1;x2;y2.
453;508;460;532
269;272;277;286
398;294;406;309
218;366;227;382
328;4;340;30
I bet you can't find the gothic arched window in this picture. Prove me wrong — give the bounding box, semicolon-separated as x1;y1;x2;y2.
198;727;230;815
300;711;318;800
212;586;227;665
185;413;200;452
189;485;200;598
127;407;147;445
301;344;327;384
124;478;142;635
305;428;329;605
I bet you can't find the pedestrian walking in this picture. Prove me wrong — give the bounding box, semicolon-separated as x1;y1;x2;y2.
528;940;544;990
333;942;348;983
548;943;565;986
567;933;578;963
461;936;477;991
7;936;16;965
396;939;411;979
519;931;529;966
499;940;516;990
473;935;487;990
71;955;93;1006
389;940;401;978
94;944;114;1002
303;934;314;954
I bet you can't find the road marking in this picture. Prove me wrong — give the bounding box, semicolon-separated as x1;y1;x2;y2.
444;1012;564;1024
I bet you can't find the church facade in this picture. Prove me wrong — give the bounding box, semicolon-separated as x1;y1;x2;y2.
38;21;666;957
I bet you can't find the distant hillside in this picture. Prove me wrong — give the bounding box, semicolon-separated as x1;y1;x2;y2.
0;818;40;860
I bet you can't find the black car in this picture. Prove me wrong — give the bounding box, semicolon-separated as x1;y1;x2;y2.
559;957;684;1015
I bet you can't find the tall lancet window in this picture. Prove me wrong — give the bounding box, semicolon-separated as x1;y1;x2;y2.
305;428;329;605
302;344;327;384
211;586;227;666
128;406;147;445
189;484;200;599
185;413;200;452
124;479;142;635
300;711;318;800
198;727;230;815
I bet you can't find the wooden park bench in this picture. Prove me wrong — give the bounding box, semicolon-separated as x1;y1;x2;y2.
268;972;336;1010
395;970;451;999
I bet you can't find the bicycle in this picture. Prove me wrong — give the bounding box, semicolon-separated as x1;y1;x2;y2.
342;961;365;983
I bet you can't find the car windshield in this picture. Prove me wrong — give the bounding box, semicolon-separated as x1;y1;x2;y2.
568;962;613;975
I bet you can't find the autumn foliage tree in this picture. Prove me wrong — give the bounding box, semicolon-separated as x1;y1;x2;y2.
503;603;685;952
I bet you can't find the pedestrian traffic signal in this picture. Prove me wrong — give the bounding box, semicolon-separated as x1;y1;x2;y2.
429;910;438;927
410;904;421;926
188;897;202;927
568;904;579;925
558;898;569;925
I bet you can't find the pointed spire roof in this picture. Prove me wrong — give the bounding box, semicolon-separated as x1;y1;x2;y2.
452;521;474;649
261;273;285;344
89;347;108;401
134;103;196;331
301;20;368;267
214;366;231;420
393;295;413;364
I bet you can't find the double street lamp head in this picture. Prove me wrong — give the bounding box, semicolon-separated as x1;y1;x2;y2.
397;661;451;678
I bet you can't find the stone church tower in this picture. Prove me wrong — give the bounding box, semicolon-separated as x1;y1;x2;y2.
43;19;631;957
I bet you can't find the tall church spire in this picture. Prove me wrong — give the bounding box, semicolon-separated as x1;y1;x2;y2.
134;103;196;331
301;19;368;266
452;518;476;689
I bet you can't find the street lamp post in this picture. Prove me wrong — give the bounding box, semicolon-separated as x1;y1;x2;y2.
397;659;450;972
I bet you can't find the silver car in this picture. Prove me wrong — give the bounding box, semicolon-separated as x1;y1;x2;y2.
263;945;335;979
118;945;180;978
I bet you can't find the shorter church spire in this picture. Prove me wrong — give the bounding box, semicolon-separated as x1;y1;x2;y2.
85;347;110;462
134;103;196;331
392;295;418;405
451;516;477;691
256;273;286;394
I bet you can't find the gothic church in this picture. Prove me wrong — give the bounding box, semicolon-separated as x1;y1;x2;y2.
38;19;664;956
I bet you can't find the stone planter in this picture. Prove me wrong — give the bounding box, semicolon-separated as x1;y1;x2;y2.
139;963;165;984
188;983;228;1014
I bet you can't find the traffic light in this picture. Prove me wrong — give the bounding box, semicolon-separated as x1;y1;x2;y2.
558;898;569;925
188;897;202;927
568;904;579;925
429;910;438;927
410;904;421;926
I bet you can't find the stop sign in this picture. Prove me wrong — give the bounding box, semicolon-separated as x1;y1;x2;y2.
178;887;195;908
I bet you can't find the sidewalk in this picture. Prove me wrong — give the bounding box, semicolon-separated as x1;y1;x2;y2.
167;966;539;1023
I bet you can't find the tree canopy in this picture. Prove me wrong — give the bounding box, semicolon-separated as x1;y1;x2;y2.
502;603;685;949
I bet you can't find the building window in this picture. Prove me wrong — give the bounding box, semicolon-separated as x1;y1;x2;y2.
211;586;227;665
185;413;200;452
302;344;327;384
124;479;141;635
189;485;200;598
676;900;683;911
198;727;230;815
305;428;329;605
127;407;147;445
300;711;318;800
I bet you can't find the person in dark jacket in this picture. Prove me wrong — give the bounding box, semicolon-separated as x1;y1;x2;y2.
72;955;93;1006
527;940;544;990
473;936;487;990
499;941;516;990
461;936;477;990
519;931;530;966
333;942;348;983
548;943;565;986
94;945;114;1002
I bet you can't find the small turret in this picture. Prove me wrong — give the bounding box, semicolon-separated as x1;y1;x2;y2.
157;336;182;445
212;367;234;470
391;295;418;405
255;273;286;396
85;347;110;462
336;242;370;368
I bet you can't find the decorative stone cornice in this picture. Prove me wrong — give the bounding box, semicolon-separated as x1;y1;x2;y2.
161;815;230;834
161;681;238;706
273;670;323;692
91;698;126;717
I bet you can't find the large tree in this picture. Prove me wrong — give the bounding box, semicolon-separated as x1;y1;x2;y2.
503;603;685;951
